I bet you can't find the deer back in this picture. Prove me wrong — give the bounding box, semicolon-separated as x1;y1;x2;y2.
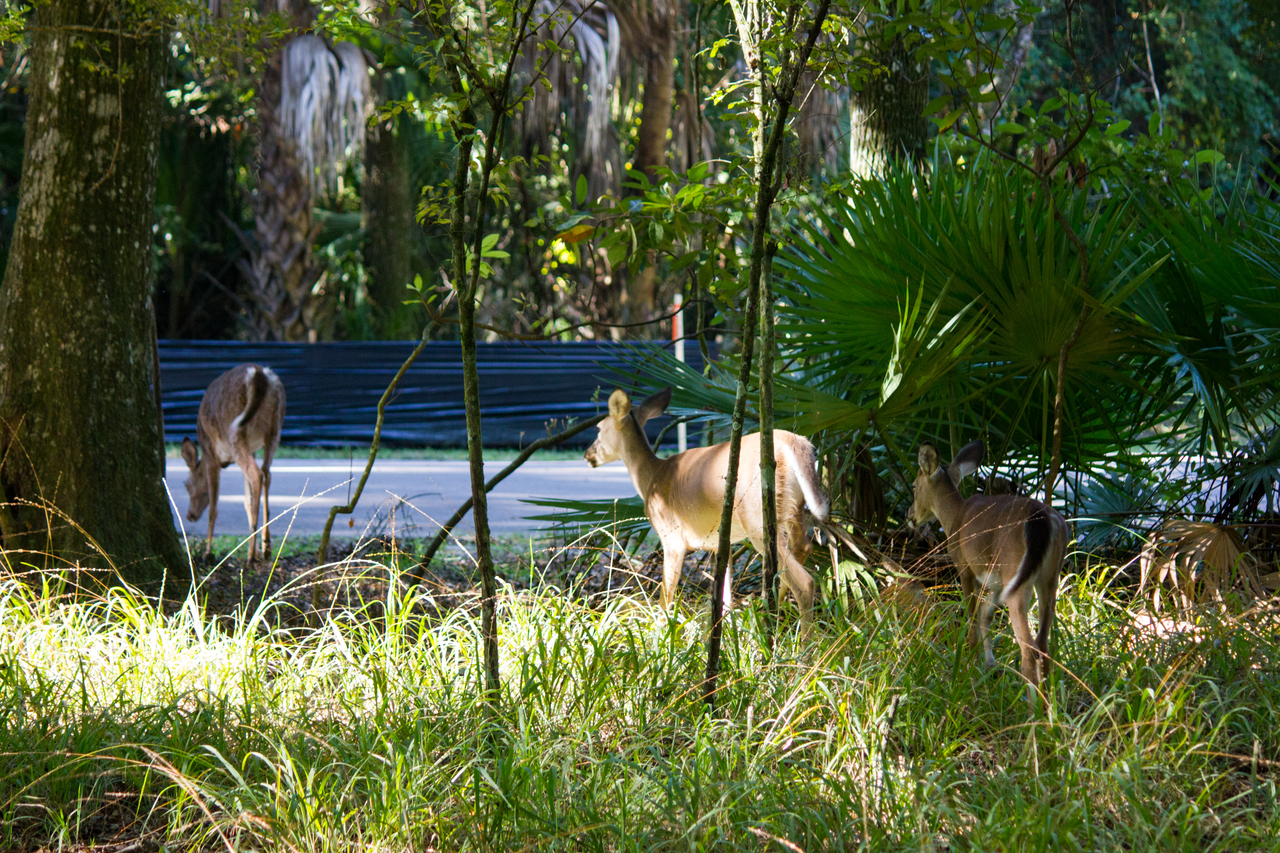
947;493;1065;589
197;364;285;465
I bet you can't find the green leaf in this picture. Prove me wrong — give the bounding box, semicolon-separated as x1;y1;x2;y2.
575;174;588;206
922;94;952;116
935;108;965;132
1105;119;1132;137
994;122;1028;135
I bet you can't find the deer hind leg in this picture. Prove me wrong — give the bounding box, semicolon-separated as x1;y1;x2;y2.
204;461;220;557
238;454;263;563
1004;589;1041;705
960;568;981;649
260;468;272;558
1033;570;1059;678
261;439;278;558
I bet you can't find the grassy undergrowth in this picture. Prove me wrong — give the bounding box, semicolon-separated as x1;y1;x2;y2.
2;562;1279;851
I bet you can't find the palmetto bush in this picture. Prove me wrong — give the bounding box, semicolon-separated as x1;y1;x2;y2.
778;155;1171;498
555;156;1280;589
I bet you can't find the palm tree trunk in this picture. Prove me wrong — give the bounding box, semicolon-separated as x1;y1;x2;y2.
622;0;677;329
364;112;415;336
0;0;185;588
848;12;929;177
244;44;325;342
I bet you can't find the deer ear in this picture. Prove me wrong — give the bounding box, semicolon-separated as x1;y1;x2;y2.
917;443;941;474
608;388;631;419
633;387;673;425
180;437;199;468
949;439;985;482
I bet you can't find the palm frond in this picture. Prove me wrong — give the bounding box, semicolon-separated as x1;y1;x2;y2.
280;35;370;196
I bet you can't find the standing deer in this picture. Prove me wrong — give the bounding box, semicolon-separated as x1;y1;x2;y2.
584;387;828;627
181;364;286;562
909;440;1067;705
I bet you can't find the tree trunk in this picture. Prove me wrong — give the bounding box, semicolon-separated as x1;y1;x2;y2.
848;16;929;177
364;112;416;337
242;41;325;342
622;0;677;330
759;241;779;628
0;0;185;589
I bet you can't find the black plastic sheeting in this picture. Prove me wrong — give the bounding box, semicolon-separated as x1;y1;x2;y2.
158;340;706;448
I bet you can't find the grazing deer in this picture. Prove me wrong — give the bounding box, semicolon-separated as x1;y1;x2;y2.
909;440;1067;705
584;387;829;627
181;364;286;562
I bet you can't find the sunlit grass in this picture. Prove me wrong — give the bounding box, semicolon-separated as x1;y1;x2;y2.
1;556;1278;851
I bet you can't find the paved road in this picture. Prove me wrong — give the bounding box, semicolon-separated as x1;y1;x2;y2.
166;458;638;543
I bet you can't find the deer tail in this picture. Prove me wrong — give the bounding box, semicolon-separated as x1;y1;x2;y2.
781;437;829;522
230;365;270;437
999;506;1054;605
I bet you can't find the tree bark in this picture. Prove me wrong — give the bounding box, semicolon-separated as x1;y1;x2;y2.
621;0;677;330
363;112;416;336
848;12;929;177
0;0;185;589
242;1;325;342
759;241;779;627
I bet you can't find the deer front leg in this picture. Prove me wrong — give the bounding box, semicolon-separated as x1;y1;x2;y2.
205;463;220;557
661;543;687;612
977;589;999;669
779;553;816;631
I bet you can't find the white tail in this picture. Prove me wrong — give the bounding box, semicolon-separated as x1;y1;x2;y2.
181;364;286;562
909;439;1067;706
585;388;827;627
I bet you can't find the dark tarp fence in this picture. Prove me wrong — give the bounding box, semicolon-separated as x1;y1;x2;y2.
158;340;706;448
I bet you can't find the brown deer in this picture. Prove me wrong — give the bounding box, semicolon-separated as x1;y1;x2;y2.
909;440;1067;705
585;388;828;627
181;364;285;562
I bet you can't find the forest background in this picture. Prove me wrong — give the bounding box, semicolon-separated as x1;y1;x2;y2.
0;0;1271;345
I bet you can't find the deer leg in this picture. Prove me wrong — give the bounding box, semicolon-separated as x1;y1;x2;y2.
1005;589;1041;706
977;587;999;669
205;463;220;556
960;568;980;649
1033;570;1059;678
239;456;263;563
261;468;272;557
261;443;277;558
779;552;815;630
661;543;687;612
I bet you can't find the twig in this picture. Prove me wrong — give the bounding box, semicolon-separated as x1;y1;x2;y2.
411;412;607;578
315;329;430;568
425;282;713;340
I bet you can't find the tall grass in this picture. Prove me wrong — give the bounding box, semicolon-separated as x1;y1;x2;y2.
1;560;1278;851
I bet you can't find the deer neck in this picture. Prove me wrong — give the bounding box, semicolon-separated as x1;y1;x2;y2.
930;472;967;533
619;414;663;498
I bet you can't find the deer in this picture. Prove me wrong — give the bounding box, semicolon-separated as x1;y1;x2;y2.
180;364;286;563
909;439;1067;706
584;387;829;628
